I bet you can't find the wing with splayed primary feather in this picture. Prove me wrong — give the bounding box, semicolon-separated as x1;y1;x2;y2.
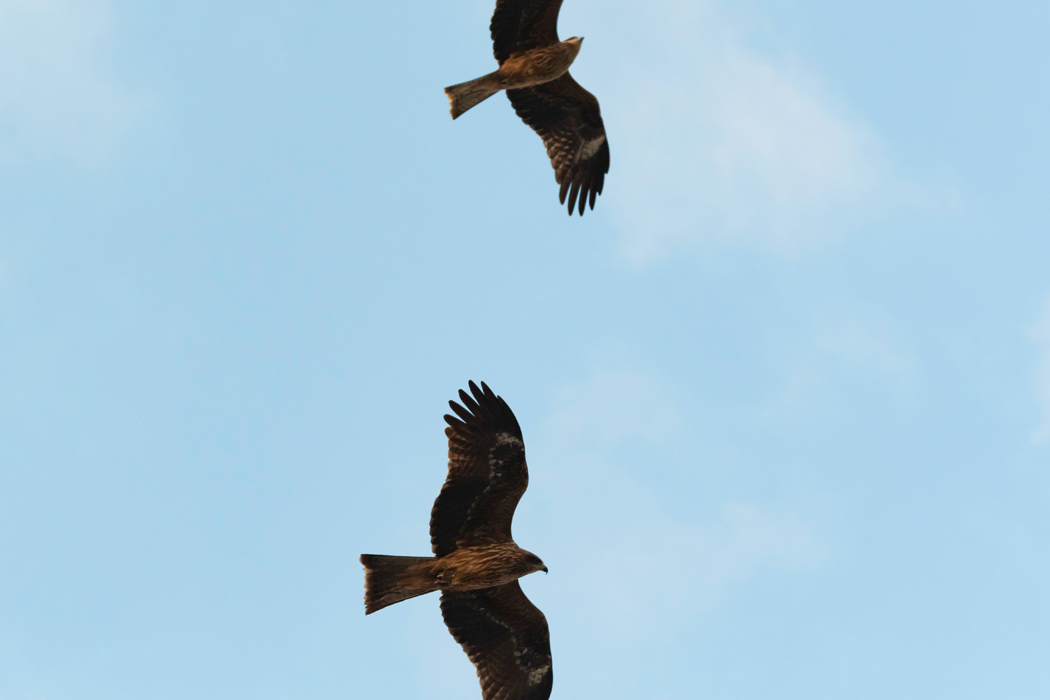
430;381;528;557
507;74;609;215
491;0;565;64
441;582;553;700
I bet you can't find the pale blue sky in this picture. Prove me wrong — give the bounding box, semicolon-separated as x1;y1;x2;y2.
1;1;1048;698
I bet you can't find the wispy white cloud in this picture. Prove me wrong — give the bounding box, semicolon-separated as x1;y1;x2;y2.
566;0;948;262
1031;296;1050;446
813;318;913;376
531;368;824;635
612;47;883;262
782;316;916;412
551;493;823;637
0;0;142;163
541;367;682;451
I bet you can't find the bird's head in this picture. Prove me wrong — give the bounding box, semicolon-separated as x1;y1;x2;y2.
521;550;549;575
563;36;583;58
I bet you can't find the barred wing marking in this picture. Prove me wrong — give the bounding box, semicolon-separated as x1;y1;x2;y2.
508;74;609;215
430;381;528;557
441;582;553;700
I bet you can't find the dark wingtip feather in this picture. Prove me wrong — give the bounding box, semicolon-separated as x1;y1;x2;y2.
444;413;467;431
448;399;474;423
458;387;481;415
566;180;581;215
447;381;504;428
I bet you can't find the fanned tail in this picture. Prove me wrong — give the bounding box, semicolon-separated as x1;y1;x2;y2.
444;72;502;119
360;554;438;614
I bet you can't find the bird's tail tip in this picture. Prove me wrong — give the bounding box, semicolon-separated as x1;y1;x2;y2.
443;87;465;120
360;554;437;614
443;73;500;120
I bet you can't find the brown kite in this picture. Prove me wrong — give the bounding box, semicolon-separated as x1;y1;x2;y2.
361;381;553;700
444;0;610;216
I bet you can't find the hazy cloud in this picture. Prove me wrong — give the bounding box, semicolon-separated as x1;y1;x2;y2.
0;0;141;162
541;367;682;450
612;46;883;262
813;318;913;376
532;368;825;635
1031;296;1050;446
553;494;824;636
566;0;941;262
782;316;916;412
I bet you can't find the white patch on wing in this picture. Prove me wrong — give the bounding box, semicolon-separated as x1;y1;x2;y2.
494;432;523;448
528;663;551;686
486;433;524;486
512;639;551;686
579;134;606;161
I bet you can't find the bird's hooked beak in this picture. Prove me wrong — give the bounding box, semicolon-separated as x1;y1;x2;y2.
542;565;549;574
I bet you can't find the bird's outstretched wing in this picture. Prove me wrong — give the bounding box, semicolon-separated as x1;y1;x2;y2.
491;0;565;64
508;75;610;215
431;381;528;557
441;582;553;700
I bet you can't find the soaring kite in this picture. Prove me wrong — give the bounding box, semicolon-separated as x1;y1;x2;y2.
361;381;553;700
444;0;610;216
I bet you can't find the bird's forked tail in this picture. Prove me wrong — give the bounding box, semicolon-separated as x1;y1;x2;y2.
444;72;502;119
360;554;438;614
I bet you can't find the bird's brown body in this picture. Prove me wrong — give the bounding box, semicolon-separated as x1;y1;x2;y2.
361;542;545;614
497;39;581;89
445;39;582;119
435;542;546;590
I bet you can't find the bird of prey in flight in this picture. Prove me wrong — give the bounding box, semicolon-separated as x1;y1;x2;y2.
444;0;610;216
361;381;553;700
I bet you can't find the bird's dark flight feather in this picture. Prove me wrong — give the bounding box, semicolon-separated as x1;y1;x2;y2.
431;381;528;557
491;0;565;65
508;75;609;215
441;582;553;700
